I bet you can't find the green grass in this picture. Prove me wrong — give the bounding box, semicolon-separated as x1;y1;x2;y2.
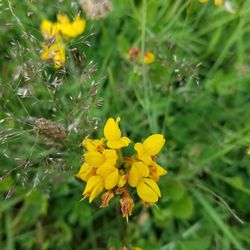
0;0;250;249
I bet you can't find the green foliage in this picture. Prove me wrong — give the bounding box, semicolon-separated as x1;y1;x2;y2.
1;0;250;249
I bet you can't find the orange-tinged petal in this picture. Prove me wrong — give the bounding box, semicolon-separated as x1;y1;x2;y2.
118;174;128;187
89;182;104;203
84;151;104;167
137;178;160;203
104;169;119;190
104;117;121;141
143;134;165;156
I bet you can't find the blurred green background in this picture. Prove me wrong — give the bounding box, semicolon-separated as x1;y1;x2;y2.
0;0;250;249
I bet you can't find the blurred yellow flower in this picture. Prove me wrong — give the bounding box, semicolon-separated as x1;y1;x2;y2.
199;0;223;6
76;117;167;219
104;117;131;149
40;43;66;69
40;14;86;69
57;14;86;38
134;134;165;164
143;52;155;64
40;20;61;41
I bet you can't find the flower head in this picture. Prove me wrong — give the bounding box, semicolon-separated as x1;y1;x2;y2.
76;117;167;220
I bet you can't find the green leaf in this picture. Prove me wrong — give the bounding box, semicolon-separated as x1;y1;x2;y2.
165;180;186;201
171;193;193;220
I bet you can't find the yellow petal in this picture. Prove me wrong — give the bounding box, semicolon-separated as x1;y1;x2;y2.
107;138;130;149
75;163;93;181
143;134;165;156
84;151;104;167
134;142;152;164
118;174;127;187
89;182;104;203
96;163;116;177
57;14;70;25
128;161;149;187
199;0;208;3
104;169;119;190
103;149;118;165
104;117;121;141
137;178;160;203
82;138;104;151
83;175;102;195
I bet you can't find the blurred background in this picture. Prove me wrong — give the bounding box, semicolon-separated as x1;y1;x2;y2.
0;0;250;249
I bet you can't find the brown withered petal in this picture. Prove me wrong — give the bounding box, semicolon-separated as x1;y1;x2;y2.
120;191;134;222
100;190;114;207
34;118;67;140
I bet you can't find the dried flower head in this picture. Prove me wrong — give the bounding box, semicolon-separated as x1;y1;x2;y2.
76;117;167;220
80;0;112;20
34;118;67;140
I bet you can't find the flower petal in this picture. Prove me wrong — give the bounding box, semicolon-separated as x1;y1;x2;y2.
89;182;104;203
84;151;104;167
104;117;121;141
103;149;118;165
128;161;149;187
75;163;93;182
83;175;102;195
134;142;152;164
136;178;161;203
143;134;165;156
104;169;119;190
96;163;116;178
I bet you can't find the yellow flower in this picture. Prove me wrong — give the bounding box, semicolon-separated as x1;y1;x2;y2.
84;149;117;168
134;134;165;164
57;14;86;38
83;163;119;202
40;43;66;69
199;0;223;6
82;138;105;152
143;52;155;64
104;117;131;149
128;161;161;203
40;19;61;40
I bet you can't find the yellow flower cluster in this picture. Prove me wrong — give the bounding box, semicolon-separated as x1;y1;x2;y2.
199;0;223;6
40;14;86;68
76;117;167;220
